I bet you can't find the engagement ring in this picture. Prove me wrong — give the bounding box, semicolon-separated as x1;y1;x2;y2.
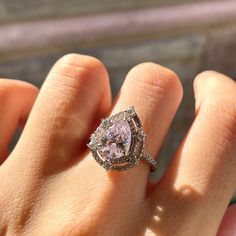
87;106;157;172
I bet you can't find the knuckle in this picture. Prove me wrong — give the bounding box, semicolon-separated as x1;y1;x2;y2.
59;53;81;64
61;53;104;69
194;70;226;90
194;70;214;88
0;79;38;103
19;81;38;92
0;79;13;102
0;84;8;103
16;81;39;98
195;70;219;80
128;62;182;98
45;55;108;114
202;95;236;140
54;54;106;78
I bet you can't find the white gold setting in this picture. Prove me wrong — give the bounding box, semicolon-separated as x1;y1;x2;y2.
87;106;157;172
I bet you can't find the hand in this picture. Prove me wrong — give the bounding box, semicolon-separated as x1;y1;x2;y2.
0;54;235;236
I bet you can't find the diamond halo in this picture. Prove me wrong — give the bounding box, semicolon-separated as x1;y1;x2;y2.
87;106;157;172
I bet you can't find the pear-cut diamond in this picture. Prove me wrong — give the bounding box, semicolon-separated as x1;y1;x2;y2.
98;119;131;160
88;107;157;171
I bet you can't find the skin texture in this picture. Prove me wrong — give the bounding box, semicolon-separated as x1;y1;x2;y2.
0;54;235;236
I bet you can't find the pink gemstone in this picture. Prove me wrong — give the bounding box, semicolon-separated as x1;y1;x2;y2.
99;120;131;160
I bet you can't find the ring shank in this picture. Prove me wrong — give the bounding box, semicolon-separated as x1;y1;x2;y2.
141;153;157;172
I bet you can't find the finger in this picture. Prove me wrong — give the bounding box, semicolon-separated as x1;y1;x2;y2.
11;54;111;171
0;79;38;163
56;62;182;231
104;63;182;199
217;204;236;236
150;71;236;235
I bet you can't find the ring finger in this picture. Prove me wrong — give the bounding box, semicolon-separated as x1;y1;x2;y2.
83;62;183;202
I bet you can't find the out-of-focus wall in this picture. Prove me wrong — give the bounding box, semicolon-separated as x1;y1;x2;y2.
0;0;217;23
0;1;236;195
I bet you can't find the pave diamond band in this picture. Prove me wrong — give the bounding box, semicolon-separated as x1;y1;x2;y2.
87;106;158;172
141;153;158;172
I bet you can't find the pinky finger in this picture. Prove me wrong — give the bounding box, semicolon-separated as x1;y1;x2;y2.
0;79;38;163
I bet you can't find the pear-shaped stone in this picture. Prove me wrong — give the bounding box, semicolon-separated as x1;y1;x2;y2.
98;119;132;160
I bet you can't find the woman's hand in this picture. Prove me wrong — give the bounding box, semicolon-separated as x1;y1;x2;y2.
0;54;235;235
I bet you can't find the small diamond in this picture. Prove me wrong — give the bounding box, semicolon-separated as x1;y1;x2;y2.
126;106;135;116
137;131;145;141
88;141;96;149
101;119;109;127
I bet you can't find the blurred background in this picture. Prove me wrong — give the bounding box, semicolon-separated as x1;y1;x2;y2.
0;0;236;203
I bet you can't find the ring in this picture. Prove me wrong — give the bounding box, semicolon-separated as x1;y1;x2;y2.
87;106;158;172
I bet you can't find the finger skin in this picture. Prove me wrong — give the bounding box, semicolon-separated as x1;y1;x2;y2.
149;71;236;236
100;62;182;199
0;79;38;163
10;54;111;172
